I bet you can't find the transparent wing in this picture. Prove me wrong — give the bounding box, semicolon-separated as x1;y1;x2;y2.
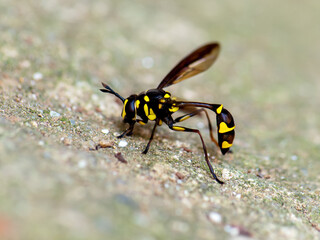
157;42;220;90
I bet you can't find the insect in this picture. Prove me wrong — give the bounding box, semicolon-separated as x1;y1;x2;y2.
100;42;235;184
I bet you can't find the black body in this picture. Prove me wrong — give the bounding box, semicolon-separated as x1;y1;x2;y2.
100;42;235;184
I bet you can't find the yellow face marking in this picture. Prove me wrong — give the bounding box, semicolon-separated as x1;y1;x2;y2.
172;126;185;131
121;99;128;119
158;103;163;109
148;108;156;120
144;95;150;102
164;93;171;98
136;100;140;109
144;104;149;116
219;122;235;133
160;99;166;103
169;106;179;112
216;104;223;114
158;120;163;126
222;141;233;149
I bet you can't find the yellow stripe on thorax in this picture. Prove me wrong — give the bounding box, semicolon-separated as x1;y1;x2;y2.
148;108;156;120
144;95;150;102
144;104;149;116
121;99;128;119
164;93;171;98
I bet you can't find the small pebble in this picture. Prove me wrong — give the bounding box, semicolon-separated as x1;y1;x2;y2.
98;140;113;148
114;152;127;164
63;138;72;146
101;129;109;134
78;160;87;168
208;212;222;224
118;140;128;147
175;172;185;180
50;111;61;117
224;225;239;236
30;121;38;128
173;155;179;160
20;60;31;68
222;168;233;180
33;72;43;81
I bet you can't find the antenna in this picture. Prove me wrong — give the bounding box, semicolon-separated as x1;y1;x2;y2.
100;82;125;103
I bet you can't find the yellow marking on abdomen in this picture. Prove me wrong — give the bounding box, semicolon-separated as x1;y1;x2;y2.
144;95;150;102
222;141;233;149
216;104;223;114
148;108;156;120
158;103;163;109
122;99;128;119
219;122;235;133
172;126;185;131
144;104;149;116
158;120;163;126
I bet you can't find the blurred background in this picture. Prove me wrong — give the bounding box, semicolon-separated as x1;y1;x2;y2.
1;0;320;239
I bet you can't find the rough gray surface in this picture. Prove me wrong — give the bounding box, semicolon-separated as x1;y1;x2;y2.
0;0;320;239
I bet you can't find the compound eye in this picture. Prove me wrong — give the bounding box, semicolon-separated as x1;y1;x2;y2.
127;99;136;116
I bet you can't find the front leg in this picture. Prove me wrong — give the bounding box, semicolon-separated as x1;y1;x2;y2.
142;121;158;154
117;122;135;138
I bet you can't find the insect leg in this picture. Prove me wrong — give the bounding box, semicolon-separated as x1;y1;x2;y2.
142;121;158;154
117;122;135;138
166;121;224;184
174;101;235;155
174;109;219;147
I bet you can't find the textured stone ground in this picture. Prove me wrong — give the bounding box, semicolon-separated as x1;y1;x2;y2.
0;0;319;239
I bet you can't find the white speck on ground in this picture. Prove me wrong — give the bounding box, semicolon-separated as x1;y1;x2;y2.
118;140;128;147
222;168;233;180
101;129;109;134
224;225;239;236
78;160;87;168
50;111;61;117
291;155;298;161
33;72;43;81
208;212;222;224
